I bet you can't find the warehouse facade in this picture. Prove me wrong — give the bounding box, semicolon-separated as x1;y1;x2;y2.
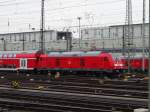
0;30;72;51
0;23;149;51
80;23;149;50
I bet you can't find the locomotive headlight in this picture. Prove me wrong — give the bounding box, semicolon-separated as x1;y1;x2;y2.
119;64;124;67
114;64;124;67
114;64;119;66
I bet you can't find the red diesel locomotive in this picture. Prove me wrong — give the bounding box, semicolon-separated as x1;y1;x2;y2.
0;51;127;77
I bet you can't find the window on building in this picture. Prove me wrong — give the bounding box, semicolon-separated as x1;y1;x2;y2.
94;30;97;36
14;34;17;41
29;33;31;42
23;34;26;41
34;33;36;42
19;34;23;41
9;35;12;42
101;29;103;38
85;30;88;34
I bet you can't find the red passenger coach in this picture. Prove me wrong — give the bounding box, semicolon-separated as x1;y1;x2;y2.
0;51;40;72
121;55;148;72
130;58;148;71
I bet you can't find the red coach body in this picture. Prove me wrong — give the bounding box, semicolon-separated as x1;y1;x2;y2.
0;51;38;71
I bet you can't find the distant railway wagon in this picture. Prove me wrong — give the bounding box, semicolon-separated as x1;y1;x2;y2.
121;56;148;72
0;51;127;77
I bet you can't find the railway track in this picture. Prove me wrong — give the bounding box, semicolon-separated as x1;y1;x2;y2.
29;79;148;90
19;83;147;99
24;78;148;98
59;76;148;86
0;80;147;99
0;98;112;112
0;76;148;99
0;74;148;111
0;87;147;112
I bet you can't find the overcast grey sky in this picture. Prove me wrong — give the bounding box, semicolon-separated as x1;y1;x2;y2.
0;0;149;34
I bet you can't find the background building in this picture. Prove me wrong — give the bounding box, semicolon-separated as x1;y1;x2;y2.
0;30;72;51
0;23;149;51
81;23;149;50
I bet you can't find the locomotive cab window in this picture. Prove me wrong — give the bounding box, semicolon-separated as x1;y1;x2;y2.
104;57;109;61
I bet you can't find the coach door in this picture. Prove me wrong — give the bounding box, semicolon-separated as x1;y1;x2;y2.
20;59;27;69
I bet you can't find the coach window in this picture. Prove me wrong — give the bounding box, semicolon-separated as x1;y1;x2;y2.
14;34;17;42
8;54;13;58
13;54;16;58
4;54;7;58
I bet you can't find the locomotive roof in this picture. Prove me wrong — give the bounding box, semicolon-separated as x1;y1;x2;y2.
83;51;102;56
48;51;84;56
62;51;84;56
48;52;61;56
48;51;102;56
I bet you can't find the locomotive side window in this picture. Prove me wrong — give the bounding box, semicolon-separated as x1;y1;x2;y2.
80;59;85;67
56;58;60;66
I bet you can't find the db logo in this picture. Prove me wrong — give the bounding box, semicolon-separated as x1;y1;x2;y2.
68;61;71;65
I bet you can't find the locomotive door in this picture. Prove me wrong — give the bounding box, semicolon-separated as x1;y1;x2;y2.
20;59;27;69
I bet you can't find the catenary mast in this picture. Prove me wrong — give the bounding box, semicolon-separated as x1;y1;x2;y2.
124;0;133;73
40;0;45;53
